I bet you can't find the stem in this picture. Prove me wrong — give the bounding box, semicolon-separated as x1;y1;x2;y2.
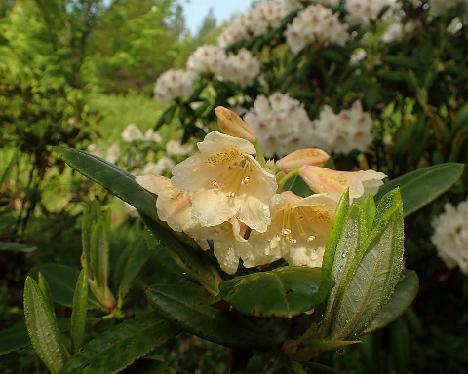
254;141;266;166
278;168;300;189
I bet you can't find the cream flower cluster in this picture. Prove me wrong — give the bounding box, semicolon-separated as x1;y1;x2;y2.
282;0;340;13
216;49;260;88
244;93;317;158
187;45;225;75
153;69;194;104
285;4;350;54
217;0;286;48
346;0;398;26
136;107;386;274
314;101;373;154
431;199;468;275
121;124;162;144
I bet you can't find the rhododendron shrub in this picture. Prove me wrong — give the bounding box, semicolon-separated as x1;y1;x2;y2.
17;106;464;372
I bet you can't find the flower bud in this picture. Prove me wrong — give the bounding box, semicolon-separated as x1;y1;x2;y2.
277;148;330;172
299;166;386;202
215;106;256;142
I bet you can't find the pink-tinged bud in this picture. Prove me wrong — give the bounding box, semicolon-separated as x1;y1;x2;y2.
215;106;256;142
277;148;330;172
299;166;387;202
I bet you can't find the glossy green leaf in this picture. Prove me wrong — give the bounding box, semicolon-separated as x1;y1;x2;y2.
54;146;158;221
23;277;64;374
330;189;405;339
320;197;375;333
61;313;176;373
363;270;419;335
0;319;70;356
0;241;36;252
375;163;464;216
146;278;281;349
70;268;89;353
321;191;350;275
216;267;333;318
141;213;221;295
30;264;99;308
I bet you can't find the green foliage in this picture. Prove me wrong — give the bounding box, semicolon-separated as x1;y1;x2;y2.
363;270;419;335
146;278;281;349
325;189;405;340
23;276;64;373
70;268;89;353
216;267;333;318
30;264;99;308
61;313;176;373
375;163;465;216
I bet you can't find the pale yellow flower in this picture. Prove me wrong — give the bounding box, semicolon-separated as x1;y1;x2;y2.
136;174;248;274
215;106;256;143
240;191;338;269
299;166;386;202
276;148;330;172
136;175;192;232
171;131;277;233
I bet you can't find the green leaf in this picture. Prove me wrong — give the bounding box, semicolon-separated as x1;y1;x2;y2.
216;267;333;318
23;277;64;374
70;268;89;353
322;191;350;275
30;264;99;308
54;146;158;221
90;217;109;289
115;241;152;299
320;197;375;334
363;270;419;334
0;241;36;252
146;278;281;349
329;189;405;339
284;175;313;198
141;213;221;295
60;313;176;373
375;163;464;216
38;272;55;313
0;319;70;356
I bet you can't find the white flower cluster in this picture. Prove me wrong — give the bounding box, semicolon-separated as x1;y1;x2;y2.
166;139;194;156
285;4;349;54
154;69;194;104
216;49;260;88
346;0;398;26
431;199;468;275
187;45;225;75
121;124;162;144
281;0;340;14
314;101;373;154
136;110;386;274
217;0;286;48
244;93;317;157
